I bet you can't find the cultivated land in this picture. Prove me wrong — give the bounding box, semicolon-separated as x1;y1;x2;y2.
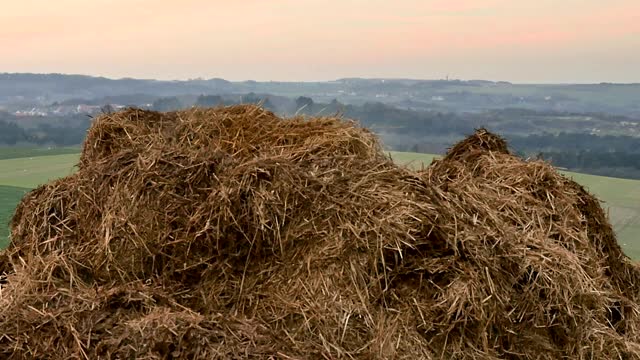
0;185;29;248
0;150;79;248
0;150;638;259
0;147;81;161
0;153;78;188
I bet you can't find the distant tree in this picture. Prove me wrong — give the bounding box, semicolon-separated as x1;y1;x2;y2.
262;98;276;111
195;95;223;107
0;120;27;145
325;99;343;114
152;97;183;112
101;104;115;114
238;92;277;111
241;92;261;104
295;96;314;111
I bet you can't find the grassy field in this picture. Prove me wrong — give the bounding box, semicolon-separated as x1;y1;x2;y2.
0;150;638;259
0;152;80;249
0;153;79;188
555;172;640;259
0;146;81;161
0;185;30;248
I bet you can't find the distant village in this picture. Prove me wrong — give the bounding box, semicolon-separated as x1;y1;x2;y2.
12;103;153;117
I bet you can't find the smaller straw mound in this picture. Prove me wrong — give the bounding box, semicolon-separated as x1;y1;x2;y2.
0;105;639;359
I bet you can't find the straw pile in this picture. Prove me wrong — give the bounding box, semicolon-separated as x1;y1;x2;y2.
1;105;639;359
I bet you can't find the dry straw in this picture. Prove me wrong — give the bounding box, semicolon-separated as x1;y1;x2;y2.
0;105;638;359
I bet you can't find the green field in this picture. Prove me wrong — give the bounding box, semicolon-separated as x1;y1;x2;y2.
0;153;79;188
0;146;81;161
0;185;30;248
0;150;638;259
0;152;80;249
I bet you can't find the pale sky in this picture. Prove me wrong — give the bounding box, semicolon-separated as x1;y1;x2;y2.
1;0;639;83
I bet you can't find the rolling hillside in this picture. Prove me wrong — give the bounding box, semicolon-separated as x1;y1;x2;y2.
0;151;78;248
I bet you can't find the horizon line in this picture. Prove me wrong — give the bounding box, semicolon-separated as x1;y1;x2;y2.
2;71;640;86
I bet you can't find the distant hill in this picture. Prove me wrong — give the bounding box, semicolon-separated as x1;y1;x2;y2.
2;73;640;116
0;73;234;102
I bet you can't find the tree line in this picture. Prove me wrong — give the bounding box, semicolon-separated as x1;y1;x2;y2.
2;96;640;179
0;112;91;146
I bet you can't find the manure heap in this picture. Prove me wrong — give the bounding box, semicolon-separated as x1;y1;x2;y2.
1;105;639;359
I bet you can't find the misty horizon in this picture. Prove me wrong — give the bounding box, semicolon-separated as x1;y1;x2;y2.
3;71;640;86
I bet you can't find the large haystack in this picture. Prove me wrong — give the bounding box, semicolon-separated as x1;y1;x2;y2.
1;105;639;359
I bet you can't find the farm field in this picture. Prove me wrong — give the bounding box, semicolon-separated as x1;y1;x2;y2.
0;153;79;188
0;185;29;248
0;147;81;161
0;150;638;259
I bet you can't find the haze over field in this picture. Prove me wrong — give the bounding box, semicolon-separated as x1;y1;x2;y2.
3;0;640;83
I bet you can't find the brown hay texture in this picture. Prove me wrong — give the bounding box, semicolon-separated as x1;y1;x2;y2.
1;105;639;359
